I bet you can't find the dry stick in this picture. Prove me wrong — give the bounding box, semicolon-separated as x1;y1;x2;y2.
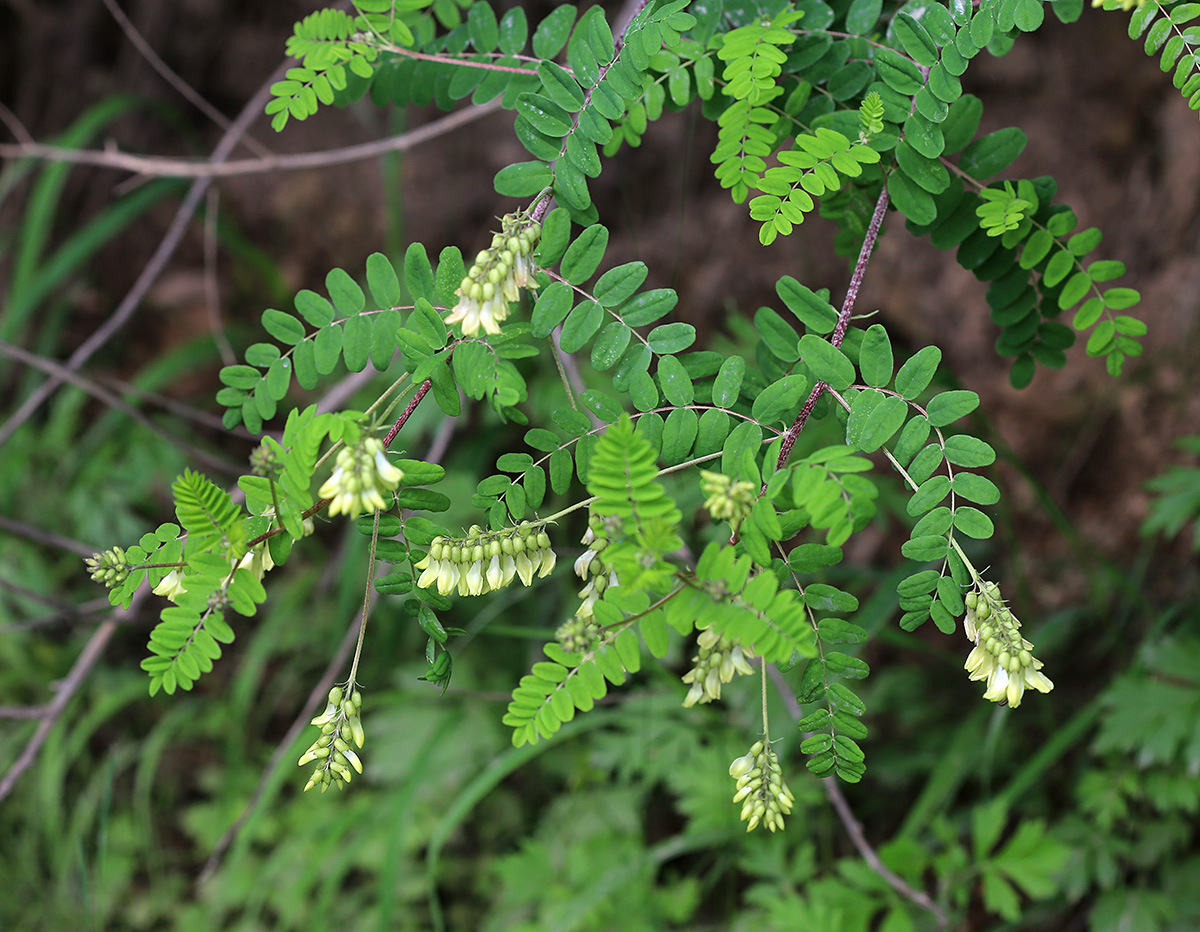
0;107;498;451
0;596;141;803
0;338;243;476
0;62;284;453
195;615;359;886
0;101;503;180
203;187;237;366
775;185;891;473
766;666;948;928
0;513;97;558
99;0;273;159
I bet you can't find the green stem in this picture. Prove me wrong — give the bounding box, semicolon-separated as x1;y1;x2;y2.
346;510;380;688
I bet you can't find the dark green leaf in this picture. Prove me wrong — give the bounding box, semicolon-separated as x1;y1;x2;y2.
593;262;647;307
657;354;694;406
494;160;554;197
533;5;576;59
752;374;808;426
712;355;745;407
560;299;605;352
858;323;893;387
894;345;941;399
959;127;1027;180
799;334;855;389
777;276;838;333
530;280;573;337
647;322;696;354
560;224;609;284
926;390;979;426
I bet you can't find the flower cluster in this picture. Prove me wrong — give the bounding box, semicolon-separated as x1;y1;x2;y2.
963;581;1054;708
445;211;541;336
414;523;556;597
1092;0;1146;10
729;741;796;832
299;685;365;792
700;470;756;536
553;519;614;653
85;546;131;588
149;542;278;604
571;517;616;622
681;625;757;707
318;436;404;520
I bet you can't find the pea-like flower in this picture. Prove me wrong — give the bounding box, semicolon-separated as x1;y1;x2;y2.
730;740;795;832
962;582;1053;708
700;470;756;536
300;685;365;793
414;524;556;598
445;212;541;336
318;437;404;520
681;626;757;706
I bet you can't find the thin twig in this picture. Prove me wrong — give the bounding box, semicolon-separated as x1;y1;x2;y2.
203;187;237;366
775;185;891;473
99;0;273;159
766;665;947;928
0;514;97;558
0;339;244;475
194;614;359;886
0;101;503;180
0;61;286;453
0;602;134;803
0;597;113;634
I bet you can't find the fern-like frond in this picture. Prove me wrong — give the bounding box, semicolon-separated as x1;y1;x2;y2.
671;543;819;665
266;8;380;131
586;415;681;536
138;552;265;696
172;469;245;556
504;634;642;746
1116;0;1200;120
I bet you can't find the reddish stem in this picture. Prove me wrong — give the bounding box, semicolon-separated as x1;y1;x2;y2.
247;379;432;548
776;184;891;473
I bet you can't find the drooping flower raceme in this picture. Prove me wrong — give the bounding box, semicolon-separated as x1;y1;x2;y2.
413;523;555;598
318;436;404;520
445;211;541;336
682;626;757;706
299;685;365;793
963;581;1053;708
555;518;609;653
700;470;756;536
730;740;796;832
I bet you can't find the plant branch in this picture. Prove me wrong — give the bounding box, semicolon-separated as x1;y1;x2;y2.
246;380;432;551
532;0;651;224
195;606;360;886
0;596;142;802
0;101;502;180
99;0;273;159
775;184;891;473
766;664;947;928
